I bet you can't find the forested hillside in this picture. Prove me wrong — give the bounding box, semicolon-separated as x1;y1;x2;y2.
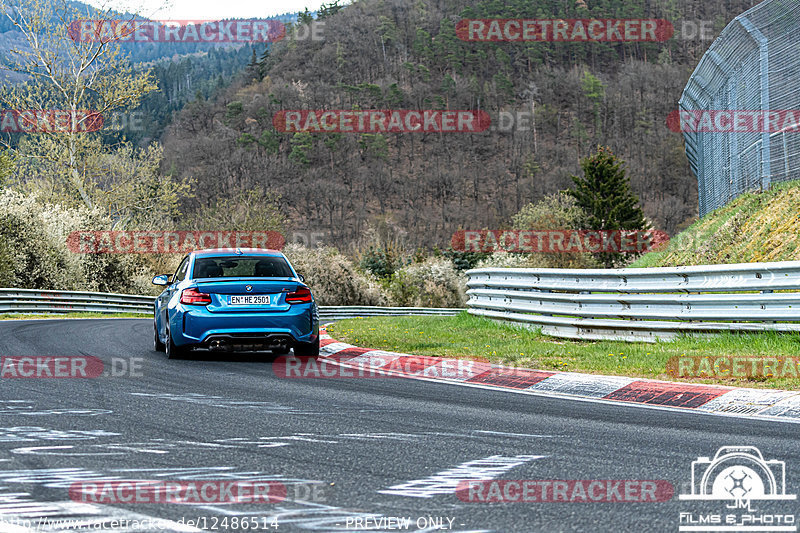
0;0;773;299
161;0;761;248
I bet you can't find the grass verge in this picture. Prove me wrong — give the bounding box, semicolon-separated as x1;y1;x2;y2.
632;179;800;267
326;312;800;390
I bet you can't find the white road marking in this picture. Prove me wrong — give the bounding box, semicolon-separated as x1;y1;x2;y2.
0;401;111;417
473;430;556;438
0;428;119;443
129;392;321;414
9;430;556;457
379;455;546;498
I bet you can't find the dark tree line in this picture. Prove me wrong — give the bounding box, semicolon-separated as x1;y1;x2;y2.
107;46;258;147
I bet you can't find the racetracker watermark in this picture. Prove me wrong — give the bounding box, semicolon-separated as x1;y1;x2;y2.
273;354;490;379
105;111;145;132
455;19;673;42
66;231;285;254
451;230;670;254
456;480;674;502
0;109;103;133
68;480;286;504
287;231;327;248
667;356;800;380
0;356;143;378
273;110;491;133
667;110;800;133
68;19;287;43
678;20;716;41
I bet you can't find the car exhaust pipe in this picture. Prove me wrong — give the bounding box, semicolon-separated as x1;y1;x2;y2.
204;335;294;353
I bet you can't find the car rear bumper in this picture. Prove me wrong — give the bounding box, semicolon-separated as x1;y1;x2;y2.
174;303;318;348
203;333;296;353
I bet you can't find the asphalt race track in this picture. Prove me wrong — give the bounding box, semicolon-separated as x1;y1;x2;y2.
0;318;798;532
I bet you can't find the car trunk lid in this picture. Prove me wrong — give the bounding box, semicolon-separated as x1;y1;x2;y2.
194;278;302;313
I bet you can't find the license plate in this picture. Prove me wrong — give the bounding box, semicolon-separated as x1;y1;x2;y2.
229;295;270;305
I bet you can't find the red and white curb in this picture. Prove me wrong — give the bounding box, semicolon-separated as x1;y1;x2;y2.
318;328;800;423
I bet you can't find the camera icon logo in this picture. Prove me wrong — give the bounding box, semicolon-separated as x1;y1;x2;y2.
680;446;796;501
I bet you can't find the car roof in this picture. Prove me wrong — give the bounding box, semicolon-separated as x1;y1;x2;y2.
191;248;285;257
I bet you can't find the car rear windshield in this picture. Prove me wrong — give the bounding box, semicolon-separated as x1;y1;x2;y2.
192;256;294;279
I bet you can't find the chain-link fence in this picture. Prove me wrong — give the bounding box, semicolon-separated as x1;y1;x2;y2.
680;0;800;216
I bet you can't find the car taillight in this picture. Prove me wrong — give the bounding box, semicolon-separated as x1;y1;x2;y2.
180;288;212;305
286;286;312;304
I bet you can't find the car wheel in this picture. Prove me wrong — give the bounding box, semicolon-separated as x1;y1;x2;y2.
165;327;187;359
154;324;165;352
294;337;320;357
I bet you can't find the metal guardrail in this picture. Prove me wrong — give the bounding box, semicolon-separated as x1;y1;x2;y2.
0;288;154;314
466;262;800;342
0;288;463;319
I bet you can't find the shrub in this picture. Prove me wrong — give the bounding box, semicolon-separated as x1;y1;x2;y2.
0;190;153;293
283;244;386;306
387;257;466;308
512;192;588;231
510;192;601;268
441;248;489;271
474;253;538;269
474;251;601;270
358;245;405;279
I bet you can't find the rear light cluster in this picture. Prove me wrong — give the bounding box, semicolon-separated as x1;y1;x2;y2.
180;288;212;305
285;286;312;304
180;287;311;305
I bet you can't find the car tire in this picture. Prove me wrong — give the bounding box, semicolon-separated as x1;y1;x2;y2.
165;327;187;359
154;324;165;352
294;336;320;357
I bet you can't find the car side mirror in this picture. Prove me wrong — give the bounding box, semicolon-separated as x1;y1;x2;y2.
152;274;170;286
298;274;305;282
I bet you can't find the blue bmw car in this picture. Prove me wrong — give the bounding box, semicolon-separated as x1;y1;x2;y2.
152;248;319;359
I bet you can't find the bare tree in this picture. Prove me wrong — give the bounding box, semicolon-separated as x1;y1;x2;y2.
0;0;157;207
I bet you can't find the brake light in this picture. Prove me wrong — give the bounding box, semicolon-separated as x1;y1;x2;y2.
180;288;212;305
286;286;312;304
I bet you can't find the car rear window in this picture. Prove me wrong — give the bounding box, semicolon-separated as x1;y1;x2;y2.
192;256;294;279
